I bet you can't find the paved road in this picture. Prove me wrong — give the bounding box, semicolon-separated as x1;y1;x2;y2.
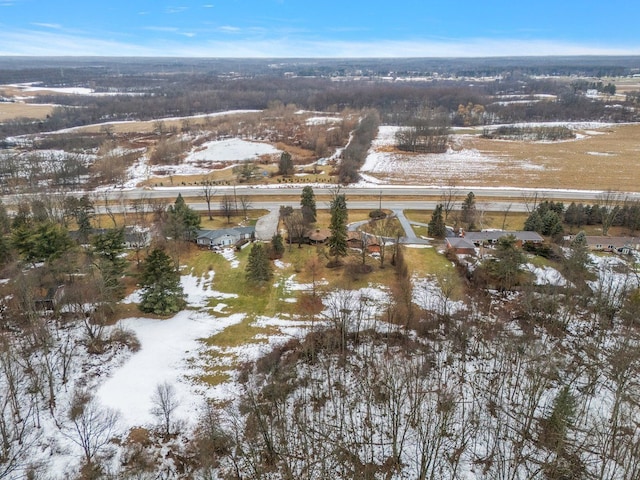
142;200;531;213
17;184;637;205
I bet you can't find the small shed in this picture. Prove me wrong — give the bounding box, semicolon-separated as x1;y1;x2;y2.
34;285;65;311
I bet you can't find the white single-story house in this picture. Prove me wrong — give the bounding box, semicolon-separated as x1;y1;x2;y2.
196;226;255;249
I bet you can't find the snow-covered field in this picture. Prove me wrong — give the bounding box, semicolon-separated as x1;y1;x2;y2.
361;126;537;181
96;310;245;428
122;133;281;186
359;122;618;185
184;138;281;163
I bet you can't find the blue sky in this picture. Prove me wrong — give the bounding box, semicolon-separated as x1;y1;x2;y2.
0;0;639;57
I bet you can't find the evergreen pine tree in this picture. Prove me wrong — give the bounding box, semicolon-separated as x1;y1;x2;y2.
270;233;285;259
544;386;575;452
12;221;74;264
0;235;12;266
139;248;186;315
300;186;317;223
564;231;592;285
65;195;95;243
246;243;272;283
461;191;477;230
0;201;10;235
488;234;525;291
541;210;564;237
166;193;201;241
327;193;348;260
564;202;586;229
92;228;128;301
428;204;447;238
524;210;544;232
278;151;294;176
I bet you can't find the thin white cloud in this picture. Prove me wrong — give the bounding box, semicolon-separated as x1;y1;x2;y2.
202;4;214;8
0;29;159;56
0;28;638;58
218;25;241;33
166;6;188;14
31;22;63;29
144;26;180;33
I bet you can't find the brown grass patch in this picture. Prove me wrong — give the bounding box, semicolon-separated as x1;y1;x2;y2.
70;111;263;134
465;125;640;191
276;142;316;161
370;124;640;192
462;124;640;191
0;102;55;121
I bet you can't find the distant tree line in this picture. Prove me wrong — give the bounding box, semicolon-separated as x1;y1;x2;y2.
1;56;637;85
571;80;617;95
3;71;639;140
395;108;450;153
481;125;575;141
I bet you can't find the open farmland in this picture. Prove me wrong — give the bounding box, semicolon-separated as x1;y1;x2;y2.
0;101;55;121
362;123;640;191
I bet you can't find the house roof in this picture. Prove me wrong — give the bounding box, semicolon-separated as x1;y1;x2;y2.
464;230;544;243
307;228;330;242
69;226;149;245
446;237;477;250
197;226;255;241
585;236;640;249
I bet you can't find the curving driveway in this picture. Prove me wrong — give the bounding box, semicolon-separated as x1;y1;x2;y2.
257;208;431;245
392;209;431;245
255;208;279;241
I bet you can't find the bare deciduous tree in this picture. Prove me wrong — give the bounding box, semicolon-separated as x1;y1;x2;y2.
220;194;235;224
151;382;180;437
372;216;399;268
239;195;252;220
284;211;308;249
201;181;216;221
597;189;624;236
522;191;542;214
440;183;460;222
64;390;120;467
